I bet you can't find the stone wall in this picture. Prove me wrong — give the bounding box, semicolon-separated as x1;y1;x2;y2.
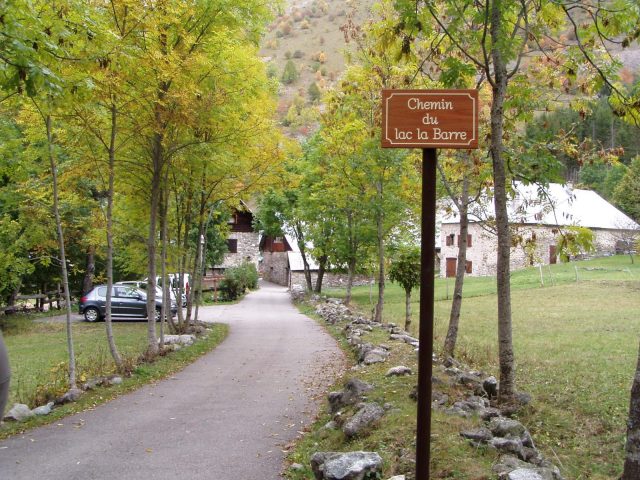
440;223;628;277
289;271;370;290
219;231;260;270
261;251;289;285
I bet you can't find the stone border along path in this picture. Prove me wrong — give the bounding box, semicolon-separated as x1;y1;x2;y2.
0;281;346;480
309;296;565;480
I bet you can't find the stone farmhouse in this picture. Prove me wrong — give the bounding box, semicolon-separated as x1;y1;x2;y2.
440;183;639;277
211;201;261;274
260;233;320;288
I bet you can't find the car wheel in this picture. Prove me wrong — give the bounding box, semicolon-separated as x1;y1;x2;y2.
154;308;161;322
84;307;100;323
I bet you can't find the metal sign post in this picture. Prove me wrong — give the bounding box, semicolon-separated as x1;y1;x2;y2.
381;89;479;480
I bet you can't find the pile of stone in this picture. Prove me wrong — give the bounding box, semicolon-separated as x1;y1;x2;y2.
3;401;54;422
301;294;564;480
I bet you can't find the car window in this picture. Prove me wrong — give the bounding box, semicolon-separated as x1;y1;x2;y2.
97;287;107;297
115;286;139;298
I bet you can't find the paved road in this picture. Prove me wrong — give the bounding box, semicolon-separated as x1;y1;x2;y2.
0;282;345;479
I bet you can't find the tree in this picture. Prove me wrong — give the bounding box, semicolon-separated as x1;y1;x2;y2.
392;0;639;402
281;59;299;84
624;341;640;479
388;246;421;331
438;153;488;358
614;156;640;221
556;226;595;262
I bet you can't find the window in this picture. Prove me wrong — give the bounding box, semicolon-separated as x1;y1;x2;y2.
227;239;238;253
465;261;473;274
446;234;454;246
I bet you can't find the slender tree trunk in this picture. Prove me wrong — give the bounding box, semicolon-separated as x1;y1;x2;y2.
105;103;123;370
159;183;168;347
146;130;163;357
623;340;640;479
187;173;207;323
314;255;327;293
345;257;356;305
404;289;412;331
82;246;95;295
444;177;470;358
490;1;516;401
46;115;76;389
374;195;385;324
296;222;313;291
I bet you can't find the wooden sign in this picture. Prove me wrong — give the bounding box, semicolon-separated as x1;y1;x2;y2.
381;89;479;149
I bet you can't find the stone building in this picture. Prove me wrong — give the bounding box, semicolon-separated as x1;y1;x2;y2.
212;202;260;273
440;183;639;277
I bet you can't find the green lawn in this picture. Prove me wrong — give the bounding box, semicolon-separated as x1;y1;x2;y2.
320;255;640;479
1;318;228;439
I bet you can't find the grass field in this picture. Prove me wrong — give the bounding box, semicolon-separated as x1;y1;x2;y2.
309;255;640;479
1;318;228;439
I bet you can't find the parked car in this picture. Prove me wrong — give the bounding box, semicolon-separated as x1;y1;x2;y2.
156;274;189;307
116;280;180;306
79;285;177;322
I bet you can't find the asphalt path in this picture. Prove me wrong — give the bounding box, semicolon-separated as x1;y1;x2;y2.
0;281;345;479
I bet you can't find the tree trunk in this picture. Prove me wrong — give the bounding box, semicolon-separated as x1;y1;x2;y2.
82;245;95;295
444;176;470;358
404;289;412;331
623;339;640;479
105;103;123;370
159;182;168;348
314;255;327;293
296;222;313;291
46;115;76;389
345;257;356;305
490;1;516;401
146;129;163;357
374;199;385;324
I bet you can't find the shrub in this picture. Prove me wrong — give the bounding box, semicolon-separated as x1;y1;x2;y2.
219;262;259;300
281;60;299;84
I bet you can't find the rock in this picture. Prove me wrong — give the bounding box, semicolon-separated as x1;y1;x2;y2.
32;402;54;416
480;407;502;420
389;333;419;345
82;377;104;390
343;403;385;438
328;378;374;413
324;420;338;430
311;451;383;480
290;463;304;472
489;417;527;438
460;427;493;443
4;403;34;422
458;372;483;389
56;387;83;405
483;376;498;398
162;334;195;346
432;391;448;406
490;437;524;457
107;376;123;386
500;468;545;480
492;455;533;475
386;366;412;377
387;476;406;480
362;348;389;365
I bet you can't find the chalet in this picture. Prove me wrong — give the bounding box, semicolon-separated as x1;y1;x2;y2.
440;183;639;277
211;201;260;274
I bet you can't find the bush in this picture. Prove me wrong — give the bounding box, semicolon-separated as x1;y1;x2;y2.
219;262;259;300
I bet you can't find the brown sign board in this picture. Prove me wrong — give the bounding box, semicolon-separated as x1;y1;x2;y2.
381;89;479;149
